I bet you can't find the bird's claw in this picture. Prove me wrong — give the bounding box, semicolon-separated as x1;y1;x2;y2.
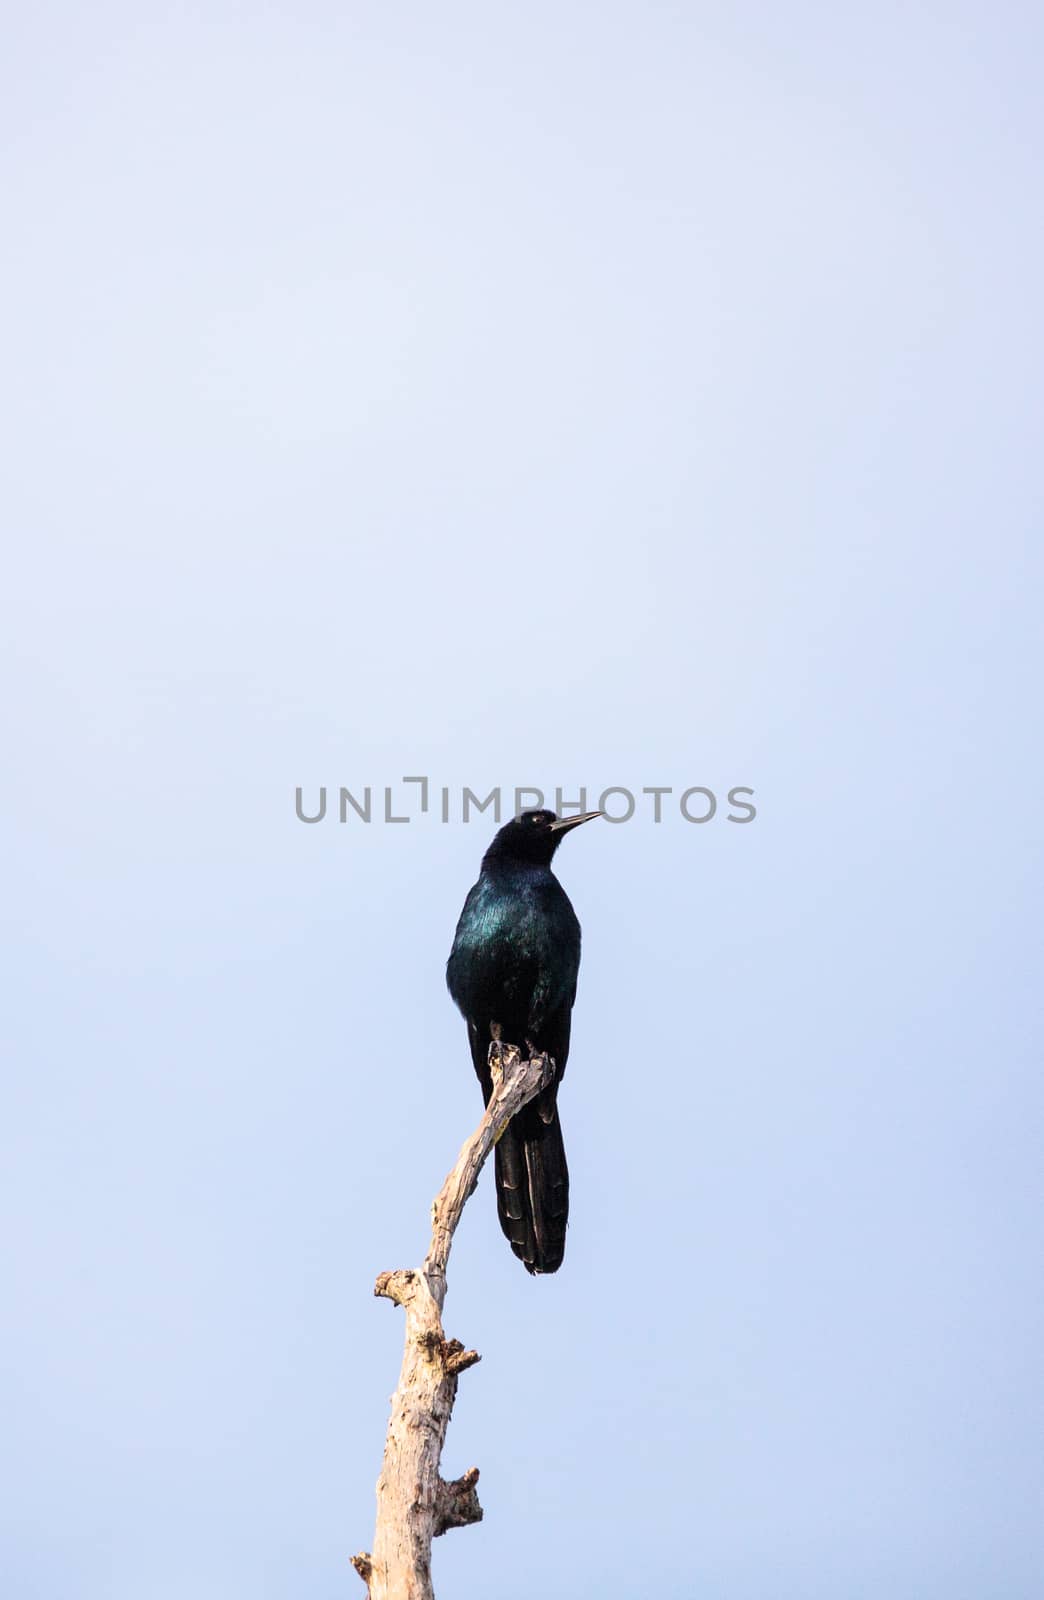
488;1039;555;1093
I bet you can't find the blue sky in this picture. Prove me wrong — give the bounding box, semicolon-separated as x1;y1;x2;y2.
2;5;1042;1597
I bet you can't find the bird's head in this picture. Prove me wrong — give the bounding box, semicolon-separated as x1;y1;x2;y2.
483;808;602;868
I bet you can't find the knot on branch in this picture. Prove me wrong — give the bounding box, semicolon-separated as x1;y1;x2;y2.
374;1269;418;1306
442;1336;481;1375
434;1467;483;1536
349;1551;372;1588
416;1331;481;1376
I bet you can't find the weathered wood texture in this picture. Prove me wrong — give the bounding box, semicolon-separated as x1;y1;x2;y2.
352;1043;555;1600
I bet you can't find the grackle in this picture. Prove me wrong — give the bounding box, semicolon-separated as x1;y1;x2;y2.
446;808;601;1273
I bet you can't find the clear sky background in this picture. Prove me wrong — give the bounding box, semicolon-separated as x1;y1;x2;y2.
2;4;1042;1597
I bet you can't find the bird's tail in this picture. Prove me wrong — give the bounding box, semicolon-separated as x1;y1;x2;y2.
494;1086;569;1274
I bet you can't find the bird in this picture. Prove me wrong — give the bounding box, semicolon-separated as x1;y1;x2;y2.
446;807;601;1273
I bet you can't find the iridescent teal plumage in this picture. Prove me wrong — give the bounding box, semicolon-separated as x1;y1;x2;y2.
446;809;600;1273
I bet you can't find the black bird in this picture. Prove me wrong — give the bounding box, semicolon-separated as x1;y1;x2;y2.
446;808;601;1274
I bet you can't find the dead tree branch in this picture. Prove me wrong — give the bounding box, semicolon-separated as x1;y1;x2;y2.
352;1042;555;1600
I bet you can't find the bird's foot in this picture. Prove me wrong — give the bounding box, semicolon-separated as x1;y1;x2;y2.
523;1042;557;1087
488;1039;523;1089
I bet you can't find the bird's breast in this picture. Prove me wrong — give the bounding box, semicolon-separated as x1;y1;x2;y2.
446;870;580;1023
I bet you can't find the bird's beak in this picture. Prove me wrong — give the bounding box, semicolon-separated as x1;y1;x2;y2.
548;810;603;834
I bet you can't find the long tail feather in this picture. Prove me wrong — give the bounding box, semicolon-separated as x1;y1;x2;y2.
494;1087;569;1274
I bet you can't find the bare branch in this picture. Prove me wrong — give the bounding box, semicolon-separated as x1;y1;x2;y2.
355;1043;555;1600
